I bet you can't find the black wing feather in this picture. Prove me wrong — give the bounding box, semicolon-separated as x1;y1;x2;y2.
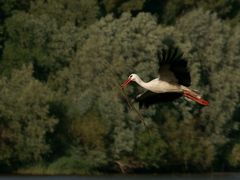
170;48;178;62
158;47;191;87
135;91;183;108
161;49;167;64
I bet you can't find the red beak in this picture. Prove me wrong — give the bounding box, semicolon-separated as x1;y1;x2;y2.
120;78;131;89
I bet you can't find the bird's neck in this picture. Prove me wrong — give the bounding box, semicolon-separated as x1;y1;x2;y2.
135;76;149;89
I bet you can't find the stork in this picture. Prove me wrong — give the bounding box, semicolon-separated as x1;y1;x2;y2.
120;47;209;108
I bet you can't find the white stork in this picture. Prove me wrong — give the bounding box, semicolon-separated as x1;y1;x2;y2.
120;47;209;108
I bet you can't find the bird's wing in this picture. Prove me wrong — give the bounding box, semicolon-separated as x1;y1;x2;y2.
157;48;191;87
135;90;183;108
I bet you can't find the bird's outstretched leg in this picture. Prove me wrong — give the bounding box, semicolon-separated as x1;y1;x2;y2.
180;85;201;98
180;85;209;106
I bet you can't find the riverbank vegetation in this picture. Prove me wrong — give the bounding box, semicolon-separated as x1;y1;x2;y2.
0;0;240;175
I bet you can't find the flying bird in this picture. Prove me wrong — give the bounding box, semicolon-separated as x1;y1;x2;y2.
120;47;209;108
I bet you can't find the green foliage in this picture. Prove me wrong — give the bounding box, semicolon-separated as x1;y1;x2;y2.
0;0;31;18
60;11;181;162
30;0;99;28
2;12;57;76
176;9;240;145
103;0;145;15
0;25;3;54
70;110;107;151
0;0;32;59
16;164;46;175
1;0;99;79
134;131;167;169
197;0;238;19
101;0;239;26
228;144;240;167
0;65;57;168
159;0;239;24
46;154;101;175
161;118;215;170
0;0;239;175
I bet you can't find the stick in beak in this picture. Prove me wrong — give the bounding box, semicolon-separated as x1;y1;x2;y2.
120;78;131;89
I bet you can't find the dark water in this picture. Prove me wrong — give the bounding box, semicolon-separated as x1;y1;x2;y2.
0;174;240;180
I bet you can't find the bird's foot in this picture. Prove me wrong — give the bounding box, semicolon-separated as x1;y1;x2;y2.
192;89;201;98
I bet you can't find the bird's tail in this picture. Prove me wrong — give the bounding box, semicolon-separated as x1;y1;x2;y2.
183;90;209;106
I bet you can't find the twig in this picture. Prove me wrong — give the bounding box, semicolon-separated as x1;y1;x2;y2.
120;88;146;126
120;88;153;137
100;59;151;135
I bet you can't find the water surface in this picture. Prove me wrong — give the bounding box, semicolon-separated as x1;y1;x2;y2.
0;174;240;180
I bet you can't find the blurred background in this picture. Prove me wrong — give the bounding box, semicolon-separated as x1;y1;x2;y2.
0;0;239;175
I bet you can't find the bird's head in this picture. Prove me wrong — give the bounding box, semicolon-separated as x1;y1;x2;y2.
120;73;139;89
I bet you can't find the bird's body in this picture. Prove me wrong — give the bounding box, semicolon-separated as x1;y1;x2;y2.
132;76;182;93
121;47;209;107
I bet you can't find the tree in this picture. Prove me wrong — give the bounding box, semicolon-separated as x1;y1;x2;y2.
228;144;240;167
0;65;57;170
0;1;239;173
176;9;240;168
51;12;217;171
102;0;145;16
0;0;31;58
1;0;99;80
2;12;57;78
29;0;99;28
160;117;215;171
